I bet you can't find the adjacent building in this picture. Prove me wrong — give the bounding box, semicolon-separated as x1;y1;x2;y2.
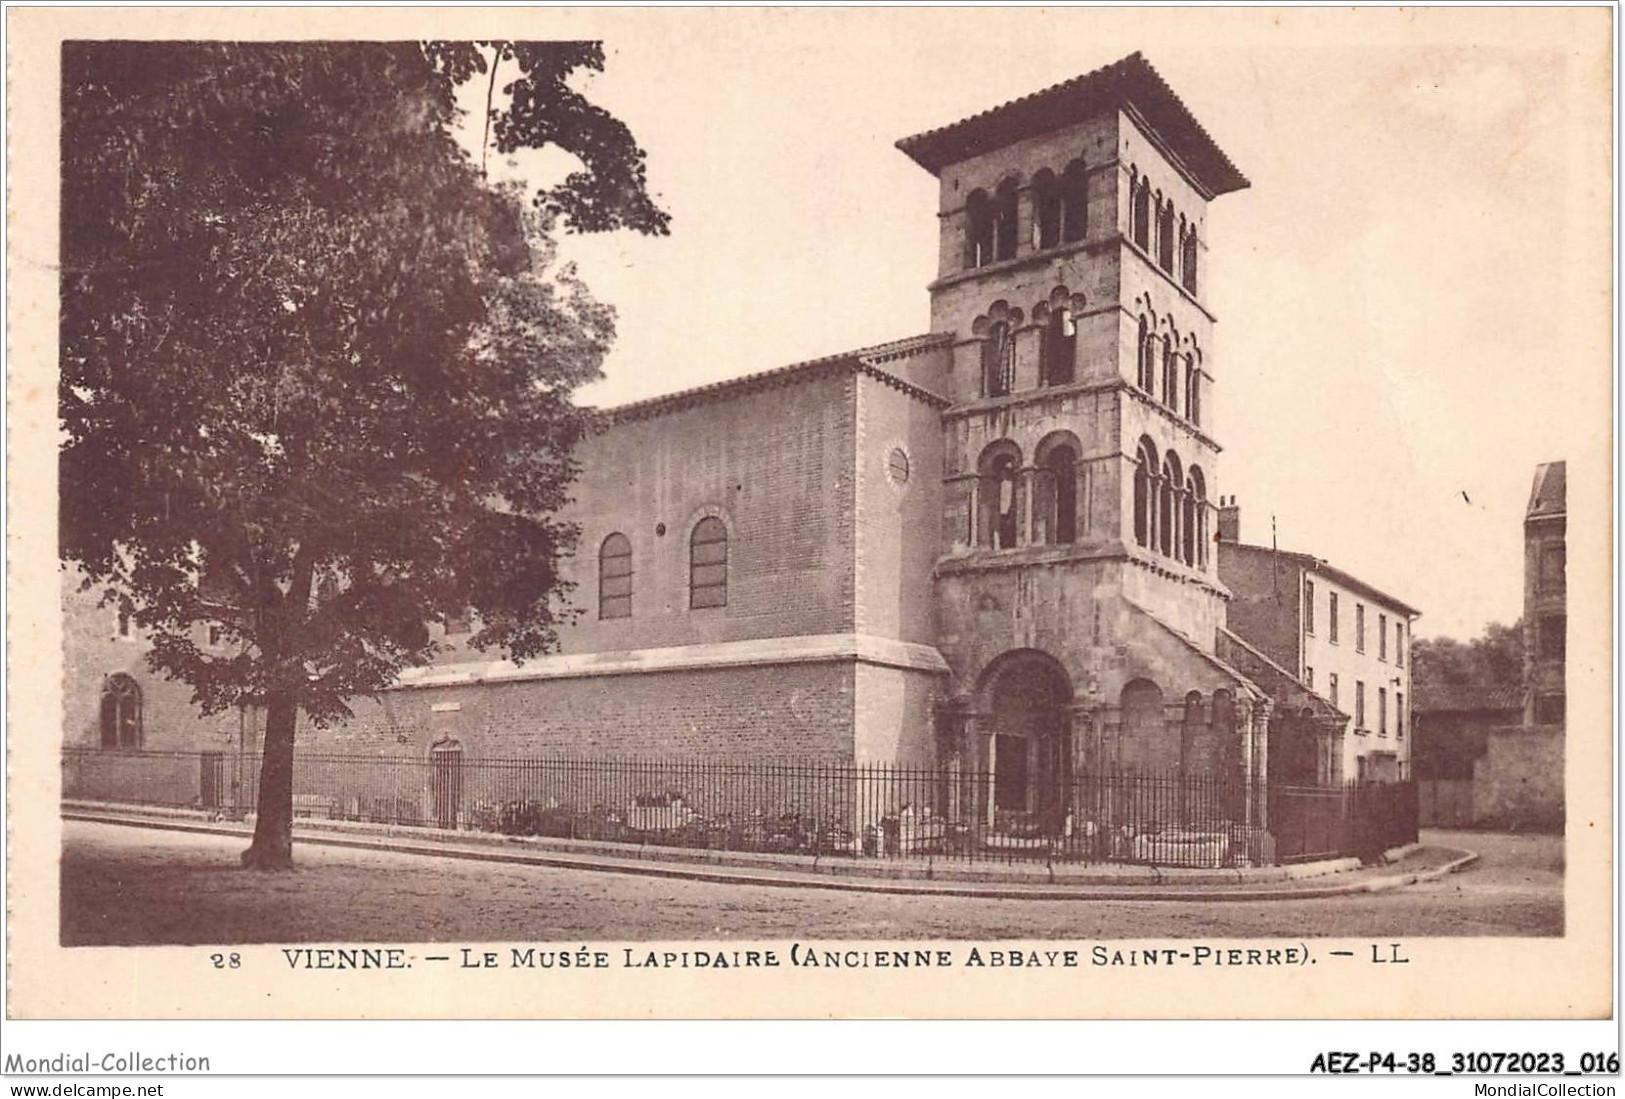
1215;501;1419;785
1410;461;1566;830
1523;461;1566;727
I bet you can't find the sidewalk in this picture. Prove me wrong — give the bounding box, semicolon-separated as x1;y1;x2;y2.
62;801;1476;901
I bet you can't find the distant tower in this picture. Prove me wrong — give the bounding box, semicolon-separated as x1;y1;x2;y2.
897;54;1265;817
1523;461;1566;725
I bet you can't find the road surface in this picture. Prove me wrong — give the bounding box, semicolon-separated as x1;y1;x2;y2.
59;819;1563;945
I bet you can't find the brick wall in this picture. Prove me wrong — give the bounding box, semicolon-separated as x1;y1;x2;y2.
424;365;859;669
1216;546;1301;670
307;660;857;763
60;570;239;753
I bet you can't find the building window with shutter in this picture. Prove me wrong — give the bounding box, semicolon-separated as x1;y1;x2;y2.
689;518;728;609
1304;580;1316;635
1356;603;1366;652
1329;592;1340;643
599;533;633;619
1355;680;1366;730
1378;687;1388;735
1379;612;1388;660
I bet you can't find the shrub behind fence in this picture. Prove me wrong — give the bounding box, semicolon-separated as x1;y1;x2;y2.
62;748;1418;869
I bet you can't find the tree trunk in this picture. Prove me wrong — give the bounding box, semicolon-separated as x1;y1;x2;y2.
241;693;297;869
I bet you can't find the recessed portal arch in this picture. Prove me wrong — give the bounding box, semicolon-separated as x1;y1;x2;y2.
977;649;1074;825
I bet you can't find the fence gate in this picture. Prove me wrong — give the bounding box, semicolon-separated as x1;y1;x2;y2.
431;740;463;830
199;751;225;809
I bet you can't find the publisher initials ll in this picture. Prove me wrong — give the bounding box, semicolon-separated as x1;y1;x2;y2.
1371;943;1410;964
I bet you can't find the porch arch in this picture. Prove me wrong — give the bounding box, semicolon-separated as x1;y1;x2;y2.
975;649;1074;823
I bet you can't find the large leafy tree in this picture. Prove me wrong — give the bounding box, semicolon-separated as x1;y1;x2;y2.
1412;620;1526;692
61;41;667;868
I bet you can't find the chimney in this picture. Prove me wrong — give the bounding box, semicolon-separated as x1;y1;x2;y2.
1217;495;1241;544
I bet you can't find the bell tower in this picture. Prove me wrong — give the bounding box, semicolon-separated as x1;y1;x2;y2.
899;54;1254;793
897;52;1249;643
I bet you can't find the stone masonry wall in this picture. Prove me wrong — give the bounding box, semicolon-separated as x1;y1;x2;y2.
302;660;858;762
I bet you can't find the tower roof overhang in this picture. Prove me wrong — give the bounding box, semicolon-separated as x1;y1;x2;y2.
895;52;1249;200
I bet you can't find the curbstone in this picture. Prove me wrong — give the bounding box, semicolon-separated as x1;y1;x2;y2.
62;806;1478;903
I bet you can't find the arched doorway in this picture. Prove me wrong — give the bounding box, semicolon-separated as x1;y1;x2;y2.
981;651;1073;829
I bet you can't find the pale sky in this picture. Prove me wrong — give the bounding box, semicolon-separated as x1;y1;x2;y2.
468;8;1611;643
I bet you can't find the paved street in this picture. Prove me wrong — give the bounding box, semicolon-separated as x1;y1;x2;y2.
60;820;1563;945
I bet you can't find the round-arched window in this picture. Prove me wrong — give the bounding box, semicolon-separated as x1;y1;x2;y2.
886;447;910;486
100;673;142;749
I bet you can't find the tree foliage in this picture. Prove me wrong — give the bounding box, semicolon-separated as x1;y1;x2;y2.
1411;620;1525;691
60;41;667;865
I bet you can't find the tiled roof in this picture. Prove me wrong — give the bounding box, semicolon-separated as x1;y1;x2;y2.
1218;629;1348;724
601;334;952;424
1527;461;1566;519
1412;681;1524;715
895;52;1249;198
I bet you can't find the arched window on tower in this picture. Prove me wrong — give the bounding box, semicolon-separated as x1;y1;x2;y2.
1183;353;1199;423
1132;176;1151;250
1032;169;1061;250
978;443;1023;550
993;178;1019;261
981;321;1014;397
965;189;993;269
689;517;728;609
1041;306;1076;386
100;673;142;749
1034;438;1079;545
1162;333;1178;410
598;533;633;619
1061;159;1088;243
1181;475;1197;565
1133;437;1158;549
1160;451;1183;559
1181;223;1199;294
1158;199;1176;272
1136;315;1153;391
1189;467;1209;567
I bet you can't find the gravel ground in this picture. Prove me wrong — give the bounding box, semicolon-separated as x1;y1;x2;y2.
60;820;1563;945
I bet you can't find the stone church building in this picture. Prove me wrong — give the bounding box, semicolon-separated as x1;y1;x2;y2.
66;54;1370;828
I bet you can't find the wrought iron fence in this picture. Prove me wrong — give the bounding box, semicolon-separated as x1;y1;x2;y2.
62;747;1417;869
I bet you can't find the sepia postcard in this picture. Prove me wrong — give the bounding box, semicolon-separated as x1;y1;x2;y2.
4;5;1615;1027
